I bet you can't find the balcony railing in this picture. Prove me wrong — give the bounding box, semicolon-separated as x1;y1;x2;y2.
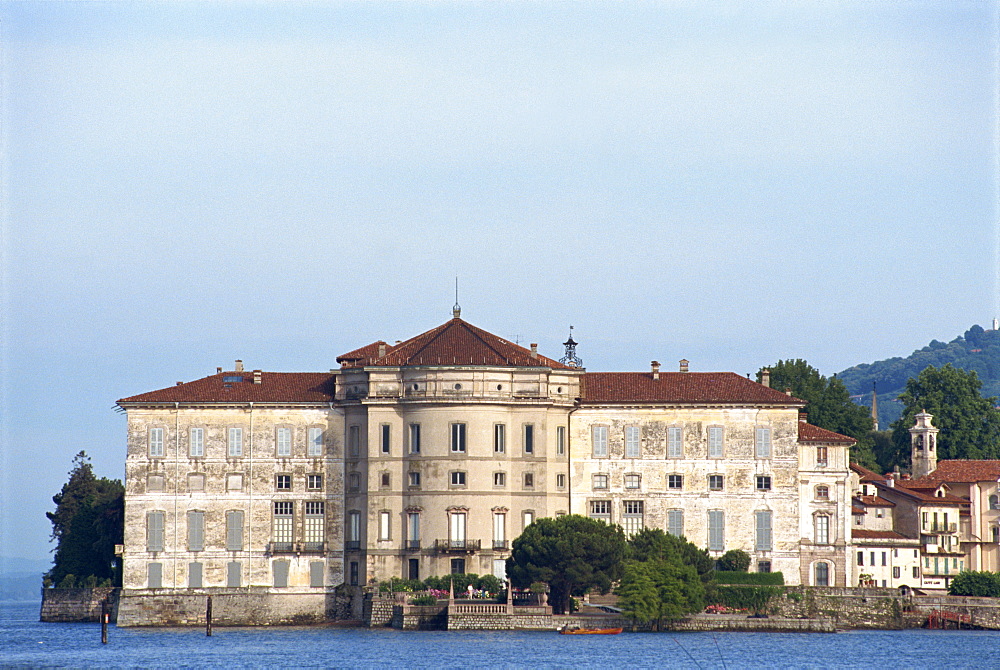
345;540;361;551
405;540;421;551
268;542;294;553
268;541;326;554
492;540;509;551
302;542;325;553
434;539;481;553
923;522;958;534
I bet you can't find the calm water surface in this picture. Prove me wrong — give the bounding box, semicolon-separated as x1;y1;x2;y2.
3;600;999;669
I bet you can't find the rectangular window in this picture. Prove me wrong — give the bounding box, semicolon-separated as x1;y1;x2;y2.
709;475;724;491
523;472;534;489
450;471;466;486
668;474;683;490
310;561;325;587
348;511;361;544
273;502;294;549
408;512;421;548
149;428;164;457
380;472;390;488
913;566;919;578
451;423;467;453
189;427;204;457
592;426;608;458
708;426;723;458
858;551;864;566
308;427;324;456
350;561;359;585
273;560;290;588
623;501;644;536
625;473;641;489
523;424;534;454
708;510;725;551
305;501;325;550
379;511;391;541
226;510;244;551
188;473;205;492
451;558;466;574
882;552;887;567
816;446;828;467
307;474;323;491
409;424;421;454
757;561;771;573
277;427;292;457
188;562;203;588
348;472;360;491
228;427;243;457
556;426;566;456
667;509;684;537
590;500;611;522
893;566;901;579
756;427;771;458
556;473;566;488
148;562;162;588
756;475;772;491
815;515;830;545
493;512;506;547
147;474;165;492
147;511;165;552
494;424;506;454
408;471;421;488
450;512;467;547
755;510;772;551
187;510;204;552
349;425;360;457
276;474;291;491
667;427;683;458
523;511;534;529
625;426;640;458
593;474;609;490
227;561;241;588
381;424;391;454
494;472;506;487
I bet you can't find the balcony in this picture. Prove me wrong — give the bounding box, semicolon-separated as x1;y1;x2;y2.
923;522;958;534
345;540;361;551
434;539;481;554
268;541;326;554
492;540;510;551
404;540;421;552
302;542;326;553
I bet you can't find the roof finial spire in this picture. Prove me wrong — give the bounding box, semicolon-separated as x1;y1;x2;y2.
452;277;461;318
560;325;583;368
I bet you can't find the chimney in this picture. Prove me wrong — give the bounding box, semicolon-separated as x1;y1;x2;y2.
235;359;244;372
378;343;387;358
651;361;660;380
530;343;538;359
253;369;262;384
785;387;792;396
217;367;222;374
799;411;808;423
679;359;689;373
176;382;183;386
761;368;770;388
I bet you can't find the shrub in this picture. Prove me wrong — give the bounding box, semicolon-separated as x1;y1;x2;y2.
717;550;752;572
712;585;783;614
57;574;77;589
949;571;1000;597
713;571;784;585
476;574;502;594
410;594;438;606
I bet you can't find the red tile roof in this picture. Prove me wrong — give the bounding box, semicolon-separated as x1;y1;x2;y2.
852;529;913;541
854;495;895;508
337;318;574;370
118;372;336;405
851;463;888;482
798;422;856;444
911;460;1000;484
579;372;803;405
877;481;968;506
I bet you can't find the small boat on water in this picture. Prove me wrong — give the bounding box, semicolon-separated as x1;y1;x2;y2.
558;626;623;635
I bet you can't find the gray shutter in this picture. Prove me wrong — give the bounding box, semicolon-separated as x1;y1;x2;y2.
273;560;290;588
147;511;164;552
755;510;772;551
708;510;725;551
668;510;684;537
147;562;162;588
227;561;242;587
227;510;244;551
188;511;204;551
188;562;203;588
310;561;325;588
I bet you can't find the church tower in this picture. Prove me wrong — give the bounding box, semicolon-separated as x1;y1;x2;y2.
909;410;939;478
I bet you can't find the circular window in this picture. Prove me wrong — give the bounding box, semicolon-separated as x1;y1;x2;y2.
412;383;419;391
557;387;563;393
454;383;462;390
497;384;503;391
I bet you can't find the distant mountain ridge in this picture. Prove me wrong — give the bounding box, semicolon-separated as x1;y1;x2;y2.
837;324;1000;429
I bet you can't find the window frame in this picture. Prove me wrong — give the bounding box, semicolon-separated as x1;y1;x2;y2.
451;423;467;453
276;427;292;457
408;471;421;488
380;424;391;455
667;474;683;490
755;427;772;458
708;474;724;491
189;427;204;458
667;426;683;458
228;427;243;458
308;427;324;457
593;473;609;490
494;423;506;454
592;425;608;458
625;473;641;490
667;509;684;537
493;471;506;488
707;425;724;458
756;475;772;491
149;427;165;458
450;470;467;487
523;423;535;455
755;509;772;551
276;474;292;491
307;473;323;491
708;509;725;552
556;426;566;456
408;423;421;454
625;426;640;458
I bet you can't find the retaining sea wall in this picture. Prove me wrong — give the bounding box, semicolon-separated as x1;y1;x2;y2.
116;588;343;627
40;587;119;623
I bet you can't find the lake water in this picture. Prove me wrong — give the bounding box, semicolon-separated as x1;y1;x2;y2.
3;600;999;669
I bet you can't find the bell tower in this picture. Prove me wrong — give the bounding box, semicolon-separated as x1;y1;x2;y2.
909;410;939;478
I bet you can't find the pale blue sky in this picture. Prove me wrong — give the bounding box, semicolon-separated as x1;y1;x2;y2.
1;1;997;566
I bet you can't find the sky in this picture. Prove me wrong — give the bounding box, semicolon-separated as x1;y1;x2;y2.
1;1;997;567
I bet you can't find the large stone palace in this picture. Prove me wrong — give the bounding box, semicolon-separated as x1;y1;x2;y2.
118;309;863;607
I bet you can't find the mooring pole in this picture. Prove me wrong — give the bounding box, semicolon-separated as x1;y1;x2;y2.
101;599;108;644
206;595;213;636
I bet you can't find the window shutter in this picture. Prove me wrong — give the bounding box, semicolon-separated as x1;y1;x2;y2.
147;562;162;588
755;510;772;551
756;427;771;458
668;427;682;457
188;511;204;552
708;510;724;551
226;510;244;551
708;427;723;458
227;561;242;588
147;511;164;552
188;562;202;588
310;561;325;588
273;560;290;588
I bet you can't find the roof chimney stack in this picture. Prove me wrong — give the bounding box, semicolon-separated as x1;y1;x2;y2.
785;387;792;396
378;343;387;358
530;343;538;359
761;368;770;388
253;369;262;384
651;361;660;380
679;359;689;373
217;367;222;374
799;411;808;423
235;359;244;372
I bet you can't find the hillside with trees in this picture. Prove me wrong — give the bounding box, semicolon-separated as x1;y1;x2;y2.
837;324;1000;429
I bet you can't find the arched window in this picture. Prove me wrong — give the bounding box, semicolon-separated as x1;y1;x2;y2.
990;494;1000;511
815;561;829;587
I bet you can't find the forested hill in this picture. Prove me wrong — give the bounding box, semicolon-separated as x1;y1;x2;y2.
837;324;1000;429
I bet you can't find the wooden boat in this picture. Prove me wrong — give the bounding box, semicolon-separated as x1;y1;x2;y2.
558;626;623;635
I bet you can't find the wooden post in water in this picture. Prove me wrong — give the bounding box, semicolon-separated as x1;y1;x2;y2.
101;599;108;644
206;595;213;637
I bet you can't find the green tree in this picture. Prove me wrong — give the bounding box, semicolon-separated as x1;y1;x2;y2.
46;452;124;588
890;364;1000;468
507;515;627;614
949;571;1000;597
759;360;877;468
717;549;751;572
617;559;705;630
629;528;714;580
